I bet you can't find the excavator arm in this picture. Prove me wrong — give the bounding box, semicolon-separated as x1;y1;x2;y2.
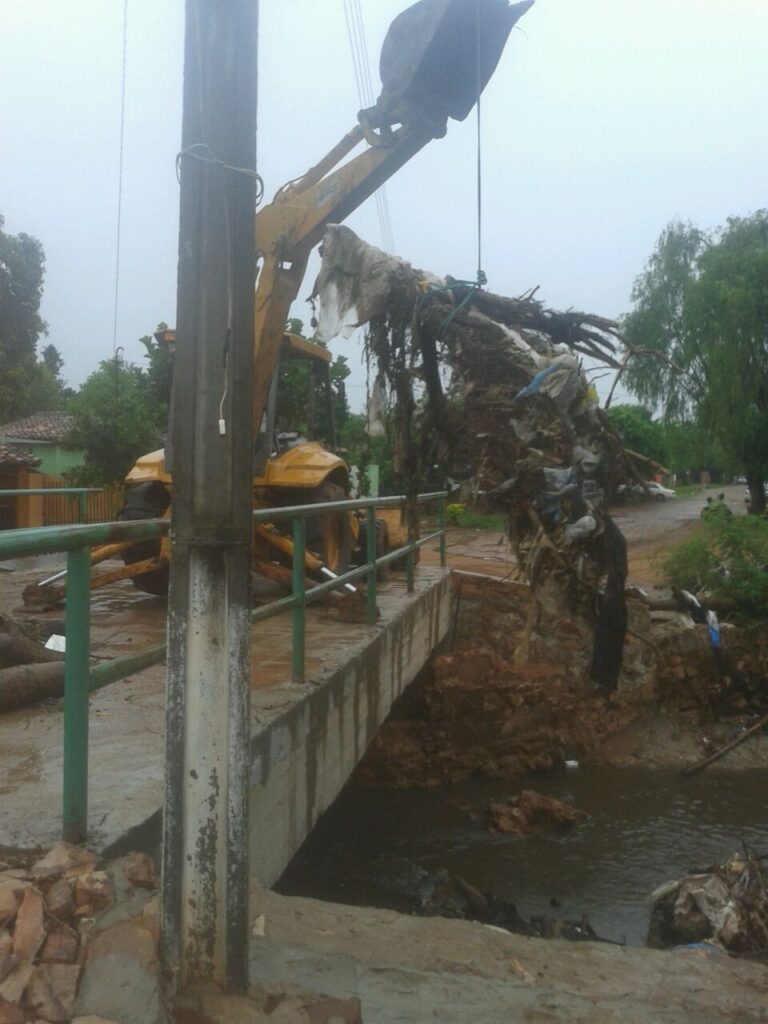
251;0;535;436
252;121;433;435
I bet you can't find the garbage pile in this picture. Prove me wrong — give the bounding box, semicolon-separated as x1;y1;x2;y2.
414;869;607;944
648;850;768;955
315;225;644;688
485;790;586;834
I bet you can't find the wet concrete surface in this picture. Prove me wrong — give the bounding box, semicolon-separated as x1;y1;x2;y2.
249;884;768;1024
0;559;449;854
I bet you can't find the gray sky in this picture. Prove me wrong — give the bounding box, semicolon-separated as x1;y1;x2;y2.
2;0;767;411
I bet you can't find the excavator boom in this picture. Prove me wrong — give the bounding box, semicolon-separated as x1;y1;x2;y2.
251;0;533;435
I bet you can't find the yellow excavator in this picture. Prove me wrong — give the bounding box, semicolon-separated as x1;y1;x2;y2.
29;0;533;605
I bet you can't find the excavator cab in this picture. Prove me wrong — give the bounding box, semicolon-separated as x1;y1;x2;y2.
360;0;534;137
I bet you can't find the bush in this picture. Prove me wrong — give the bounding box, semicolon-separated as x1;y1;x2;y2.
663;514;768;618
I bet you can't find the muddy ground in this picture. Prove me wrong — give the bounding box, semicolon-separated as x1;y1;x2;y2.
422;484;743;586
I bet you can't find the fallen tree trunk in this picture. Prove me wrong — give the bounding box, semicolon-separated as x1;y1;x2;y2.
0;661;66;712
0;612;64;666
682;709;768;776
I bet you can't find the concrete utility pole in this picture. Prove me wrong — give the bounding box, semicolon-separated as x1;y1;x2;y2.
161;0;258;992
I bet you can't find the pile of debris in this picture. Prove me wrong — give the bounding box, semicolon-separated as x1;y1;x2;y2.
648;850;768;955
0;842;124;1021
414;869;605;944
485;790;586;834
315;225;652;689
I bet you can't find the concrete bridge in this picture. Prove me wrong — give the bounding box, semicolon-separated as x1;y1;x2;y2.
0;562;451;886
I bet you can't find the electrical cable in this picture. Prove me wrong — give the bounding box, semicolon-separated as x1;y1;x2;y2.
342;0;395;253
111;0;128;356
475;0;486;288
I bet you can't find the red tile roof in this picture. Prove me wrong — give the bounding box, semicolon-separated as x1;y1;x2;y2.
0;443;41;468
0;411;73;443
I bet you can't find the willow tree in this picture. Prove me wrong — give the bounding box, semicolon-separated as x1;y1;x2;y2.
624;212;768;511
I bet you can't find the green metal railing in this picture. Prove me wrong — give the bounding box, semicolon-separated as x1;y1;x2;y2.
0;491;447;843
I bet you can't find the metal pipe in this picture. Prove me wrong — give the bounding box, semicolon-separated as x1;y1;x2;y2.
292;519;306;683
366;505;377;626
62;546;91;844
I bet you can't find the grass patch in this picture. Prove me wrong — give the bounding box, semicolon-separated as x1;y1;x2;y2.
446;503;507;531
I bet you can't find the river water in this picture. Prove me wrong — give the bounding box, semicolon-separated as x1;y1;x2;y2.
277;768;768;946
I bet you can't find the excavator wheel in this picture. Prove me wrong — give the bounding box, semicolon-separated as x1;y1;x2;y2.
306;481;353;575
117;481;171;596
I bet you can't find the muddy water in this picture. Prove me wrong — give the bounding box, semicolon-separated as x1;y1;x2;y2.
278;768;768;946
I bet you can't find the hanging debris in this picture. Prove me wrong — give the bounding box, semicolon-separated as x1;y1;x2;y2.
315;225;649;689
648;850;768;955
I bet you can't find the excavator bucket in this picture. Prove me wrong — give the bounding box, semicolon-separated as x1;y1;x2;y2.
362;0;534;136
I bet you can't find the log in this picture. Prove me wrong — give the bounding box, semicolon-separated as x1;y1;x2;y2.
682;710;768;776
0;613;63;668
0;661;65;712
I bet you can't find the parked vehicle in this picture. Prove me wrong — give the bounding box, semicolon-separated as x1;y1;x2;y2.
617;481;676;501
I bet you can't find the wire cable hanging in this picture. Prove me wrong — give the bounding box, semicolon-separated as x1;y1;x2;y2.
342;0;396;253
111;0;129;356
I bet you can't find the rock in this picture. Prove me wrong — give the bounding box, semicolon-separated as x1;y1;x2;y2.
0;948;17;987
26;963;80;1023
122;853;155;891
12;887;45;961
0;962;33;1005
0;890;18;928
71;1018;122;1024
31;844;96;884
74;873;113;917
301;995;364;1023
486;790;586;834
44;880;75;922
76;919;160;1024
0;997;25;1024
40;923;79;965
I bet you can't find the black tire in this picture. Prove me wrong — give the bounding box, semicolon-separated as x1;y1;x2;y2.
355;516;391;580
306;481;353;575
117;482;170;596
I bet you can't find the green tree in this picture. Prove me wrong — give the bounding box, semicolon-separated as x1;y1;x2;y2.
624;212;768;509
0;213;63;420
607;404;667;465
66;357;164;485
276;319;351;445
138;324;174;416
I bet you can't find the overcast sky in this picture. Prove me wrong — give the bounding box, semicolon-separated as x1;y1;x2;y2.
1;0;767;411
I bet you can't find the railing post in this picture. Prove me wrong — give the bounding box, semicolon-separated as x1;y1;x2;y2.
366;505;377;625
438;495;447;568
292;517;306;683
62;545;91;844
405;500;415;595
77;492;87;524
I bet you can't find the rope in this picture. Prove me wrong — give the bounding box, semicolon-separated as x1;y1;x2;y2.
111;0;128;357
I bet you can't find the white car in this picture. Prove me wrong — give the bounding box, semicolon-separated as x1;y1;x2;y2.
645;481;676;500
617;481;676;501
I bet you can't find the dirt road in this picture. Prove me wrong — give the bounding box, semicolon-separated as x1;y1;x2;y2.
425;485;745;588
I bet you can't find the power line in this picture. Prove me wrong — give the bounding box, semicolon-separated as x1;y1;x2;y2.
112;0;128;356
342;0;395;253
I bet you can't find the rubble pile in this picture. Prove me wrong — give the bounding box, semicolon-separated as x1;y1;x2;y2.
315;225;646;688
0;843;114;1022
648;851;768;956
413;869;603;944
485;790;586;834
